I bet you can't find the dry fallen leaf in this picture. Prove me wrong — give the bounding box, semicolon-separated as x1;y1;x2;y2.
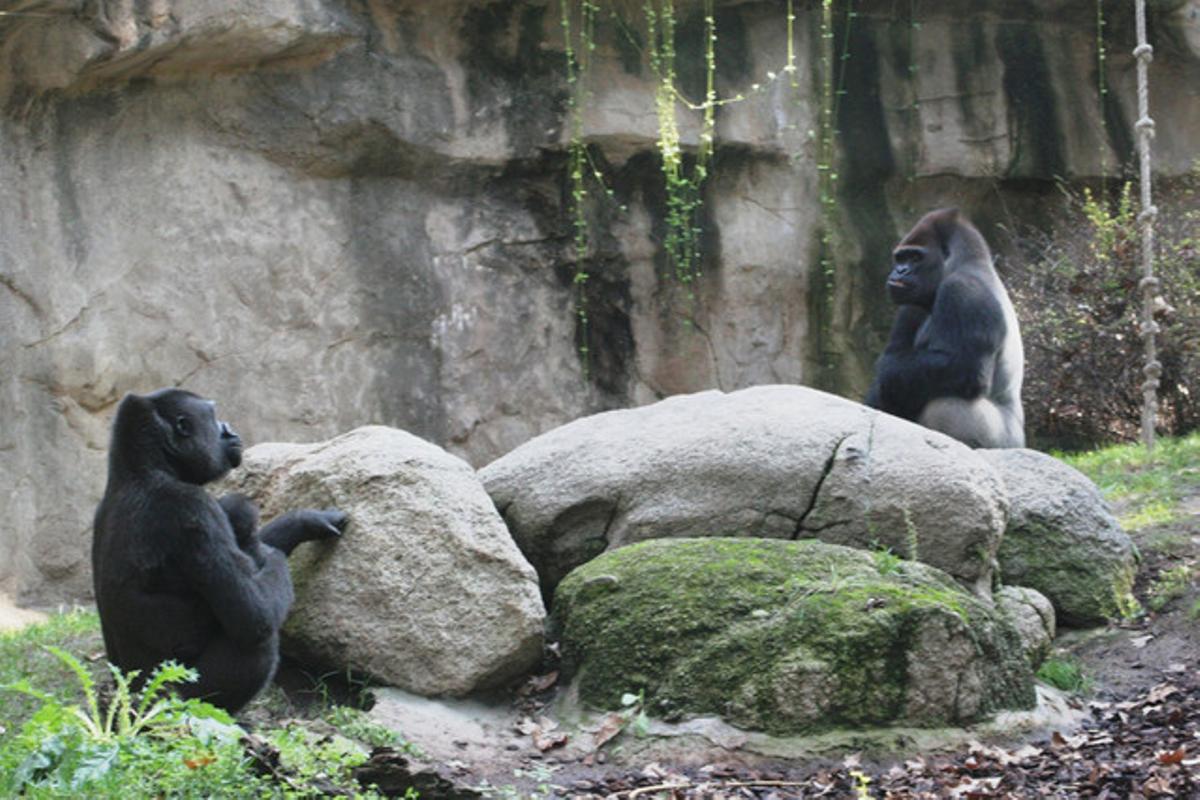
530;671;559;692
1157;746;1187;765
1142;774;1174;794
592;712;626;750
533;730;568;752
1147;683;1180;704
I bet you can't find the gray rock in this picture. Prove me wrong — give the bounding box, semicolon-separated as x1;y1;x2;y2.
995;585;1056;668
482;385;1008;598
220;426;545;696
980;449;1137;627
551;538;1035;734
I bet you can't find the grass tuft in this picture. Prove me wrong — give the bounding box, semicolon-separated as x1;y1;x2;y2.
1037;656;1092;694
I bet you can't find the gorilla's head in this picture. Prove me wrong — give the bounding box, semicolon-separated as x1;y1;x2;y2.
886;207;995;309
109;388;243;485
886;209;955;309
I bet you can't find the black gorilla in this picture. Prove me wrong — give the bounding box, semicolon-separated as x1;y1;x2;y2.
866;208;1025;448
92;388;346;713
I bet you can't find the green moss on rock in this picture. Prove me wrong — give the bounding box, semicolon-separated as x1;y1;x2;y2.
997;519;1137;626
551;538;1034;735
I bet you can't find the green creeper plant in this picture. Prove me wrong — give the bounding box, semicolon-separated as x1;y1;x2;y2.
812;0;855;380
562;0;600;375
645;0;717;300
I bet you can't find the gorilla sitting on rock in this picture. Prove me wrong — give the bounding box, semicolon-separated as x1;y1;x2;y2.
866;208;1026;449
92;388;346;713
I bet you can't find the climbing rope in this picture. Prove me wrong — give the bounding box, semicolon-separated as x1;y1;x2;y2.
1133;0;1160;450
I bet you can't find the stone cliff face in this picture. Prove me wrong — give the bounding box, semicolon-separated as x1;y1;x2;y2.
1;0;1198;603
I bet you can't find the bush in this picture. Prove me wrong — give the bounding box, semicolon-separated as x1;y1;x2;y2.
1004;171;1200;449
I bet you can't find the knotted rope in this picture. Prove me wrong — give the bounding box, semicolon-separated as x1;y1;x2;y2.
1134;0;1159;450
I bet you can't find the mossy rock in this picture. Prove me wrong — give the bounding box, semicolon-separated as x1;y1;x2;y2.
980;450;1137;627
551;538;1035;736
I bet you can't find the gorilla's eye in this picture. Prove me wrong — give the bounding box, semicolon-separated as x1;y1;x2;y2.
174;416;193;438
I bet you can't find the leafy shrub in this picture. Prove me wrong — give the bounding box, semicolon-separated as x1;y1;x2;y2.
0;643;393;798
1;648;258;798
1004;171;1200;449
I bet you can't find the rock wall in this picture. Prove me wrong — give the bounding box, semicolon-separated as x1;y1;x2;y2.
2;0;1198;603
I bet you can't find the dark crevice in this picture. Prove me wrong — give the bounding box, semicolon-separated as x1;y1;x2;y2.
600;493;622;545
1;274;44;317
802;517;855;534
794;433;852;537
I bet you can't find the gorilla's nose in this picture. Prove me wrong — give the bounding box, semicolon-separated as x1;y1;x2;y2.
220;421;240;441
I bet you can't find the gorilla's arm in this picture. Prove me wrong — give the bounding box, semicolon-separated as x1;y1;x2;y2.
258;509;347;556
866;305;928;409
219;493;345;558
873;274;1005;421
178;507;294;648
219;494;259;551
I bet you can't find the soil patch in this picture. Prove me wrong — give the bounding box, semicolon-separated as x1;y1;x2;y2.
0;594;46;633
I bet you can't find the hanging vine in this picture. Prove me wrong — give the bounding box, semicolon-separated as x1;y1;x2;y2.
560;1;849;375
562;0;599;374
813;0;855;377
645;0;717;301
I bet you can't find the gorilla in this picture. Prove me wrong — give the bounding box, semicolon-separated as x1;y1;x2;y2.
92;388;346;713
865;208;1025;448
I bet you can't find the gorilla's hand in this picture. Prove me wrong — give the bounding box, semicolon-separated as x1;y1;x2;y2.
258;508;348;556
300;508;348;541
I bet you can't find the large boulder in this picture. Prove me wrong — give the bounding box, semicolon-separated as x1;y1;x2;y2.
481;385;1008;598
551;538;1035;735
221;426;546;696
980;449;1137;627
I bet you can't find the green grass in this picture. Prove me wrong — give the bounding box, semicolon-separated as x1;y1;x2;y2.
1057;431;1200;531
1036;656;1092;694
1147;565;1195;613
0;609;105;734
0;612;412;798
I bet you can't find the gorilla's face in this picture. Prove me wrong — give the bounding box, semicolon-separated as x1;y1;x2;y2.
887;243;943;309
147;389;243;484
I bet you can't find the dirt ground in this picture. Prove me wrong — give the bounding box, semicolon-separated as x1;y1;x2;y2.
0;594;46;633
1063;490;1200;699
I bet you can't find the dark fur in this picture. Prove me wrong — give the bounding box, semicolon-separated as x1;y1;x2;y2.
92;389;346;712
866;209;1025;448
